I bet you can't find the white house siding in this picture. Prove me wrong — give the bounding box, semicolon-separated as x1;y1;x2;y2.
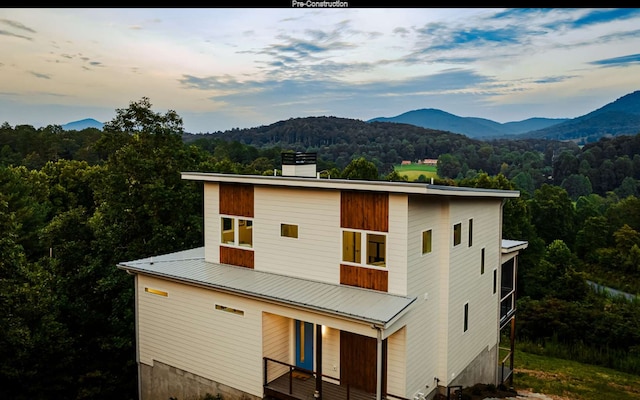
387;194;409;296
137;275;264;397
263;313;290;382
404;196;448;397
446;199;502;385
386;326;407;398
253;186;341;283
203;183;220;263
321;326;341;381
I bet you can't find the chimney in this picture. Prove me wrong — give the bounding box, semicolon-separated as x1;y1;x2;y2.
281;152;317;177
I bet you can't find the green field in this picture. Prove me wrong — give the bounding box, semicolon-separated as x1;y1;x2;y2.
511;346;640;400
394;164;438;181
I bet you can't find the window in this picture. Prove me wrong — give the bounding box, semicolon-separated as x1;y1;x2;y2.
481;248;485;274
342;229;386;267
145;287;168;297
493;269;497;294
463;303;469;332
468;218;473;247
453;223;462;246
215;304;244;316
220;216;253;248
281;223;299;238
422;229;432;254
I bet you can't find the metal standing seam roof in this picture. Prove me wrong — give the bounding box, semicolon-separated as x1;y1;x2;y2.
117;247;417;328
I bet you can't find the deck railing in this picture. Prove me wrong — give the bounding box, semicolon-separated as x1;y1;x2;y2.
263;357;409;400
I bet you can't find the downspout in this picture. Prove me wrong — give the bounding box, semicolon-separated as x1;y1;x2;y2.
315;324;323;399
374;325;383;400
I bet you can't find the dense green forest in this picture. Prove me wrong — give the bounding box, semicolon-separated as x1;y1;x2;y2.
1;98;639;399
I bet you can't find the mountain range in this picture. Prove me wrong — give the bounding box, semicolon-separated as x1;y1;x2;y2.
368;90;640;143
62;90;640;144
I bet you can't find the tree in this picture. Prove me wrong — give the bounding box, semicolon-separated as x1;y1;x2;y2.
530;184;576;248
561;174;592;201
437;153;461;179
341;156;379;180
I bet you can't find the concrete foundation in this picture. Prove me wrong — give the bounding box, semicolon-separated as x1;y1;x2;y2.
140;360;261;400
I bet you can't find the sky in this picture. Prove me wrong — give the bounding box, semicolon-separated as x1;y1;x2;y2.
1;7;640;133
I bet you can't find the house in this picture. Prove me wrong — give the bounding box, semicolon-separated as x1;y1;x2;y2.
118;152;528;400
419;159;438;167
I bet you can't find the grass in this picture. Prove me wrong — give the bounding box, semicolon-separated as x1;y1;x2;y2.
393;164;438;181
511;347;640;400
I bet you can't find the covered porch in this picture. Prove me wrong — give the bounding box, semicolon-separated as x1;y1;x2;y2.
261;313;411;400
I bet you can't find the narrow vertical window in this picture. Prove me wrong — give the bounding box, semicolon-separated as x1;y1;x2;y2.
453;223;462;246
481;248;485;275
464;303;469;332
468;218;473;247
493;269;497;294
422;229;432;254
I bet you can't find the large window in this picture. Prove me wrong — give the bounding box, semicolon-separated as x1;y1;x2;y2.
221;216;253;247
453;223;462;246
422;229;432;254
342;229;386;267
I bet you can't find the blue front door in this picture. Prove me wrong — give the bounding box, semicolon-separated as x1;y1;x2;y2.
295;320;313;371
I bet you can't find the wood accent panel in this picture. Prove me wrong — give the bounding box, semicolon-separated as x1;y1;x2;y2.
220;246;254;269
340;264;388;292
340;331;387;395
341;191;388;232
219;183;254;217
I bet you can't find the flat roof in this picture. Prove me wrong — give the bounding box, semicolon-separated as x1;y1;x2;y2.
118;247;416;329
181;172;521;198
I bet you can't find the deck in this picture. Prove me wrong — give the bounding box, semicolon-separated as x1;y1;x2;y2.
264;370;376;400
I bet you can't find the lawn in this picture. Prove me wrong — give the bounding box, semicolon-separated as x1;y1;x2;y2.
510;348;640;400
394;164;438;181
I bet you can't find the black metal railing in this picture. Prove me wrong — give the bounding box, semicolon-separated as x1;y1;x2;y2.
263;357;409;400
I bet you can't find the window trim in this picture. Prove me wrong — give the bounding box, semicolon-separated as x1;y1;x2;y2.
342;228;387;269
220;215;254;248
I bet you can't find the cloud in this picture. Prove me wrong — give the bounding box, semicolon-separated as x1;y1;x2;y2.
590;53;640;67
0;18;36;33
0;29;32;41
29;71;51;79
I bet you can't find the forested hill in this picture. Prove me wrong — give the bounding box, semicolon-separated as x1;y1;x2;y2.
519;90;640;142
184;116;480;170
182;116;564;173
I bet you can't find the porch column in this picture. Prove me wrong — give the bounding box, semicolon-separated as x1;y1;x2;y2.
315;324;323;398
376;327;382;400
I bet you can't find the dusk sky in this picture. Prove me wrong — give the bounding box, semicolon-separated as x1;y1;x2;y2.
2;8;640;133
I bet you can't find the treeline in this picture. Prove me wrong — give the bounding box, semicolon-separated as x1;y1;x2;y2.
184;116;640;198
1;99;639;400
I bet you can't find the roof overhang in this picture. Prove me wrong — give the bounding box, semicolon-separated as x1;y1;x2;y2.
181;172;520;199
118;247;416;330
